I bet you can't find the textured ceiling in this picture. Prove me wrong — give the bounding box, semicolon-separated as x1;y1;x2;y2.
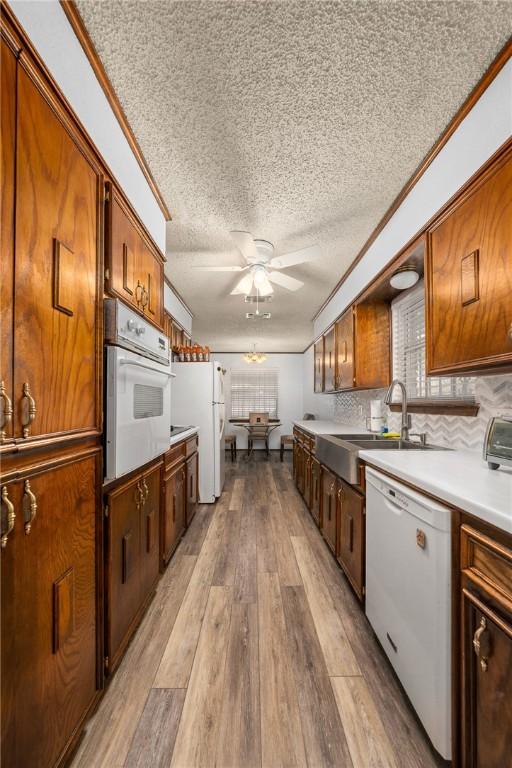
76;0;511;351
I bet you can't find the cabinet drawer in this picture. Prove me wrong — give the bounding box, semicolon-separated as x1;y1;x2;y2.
461;525;512;607
165;442;186;471
186;435;198;457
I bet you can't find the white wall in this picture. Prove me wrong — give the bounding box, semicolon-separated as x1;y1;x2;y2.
314;60;512;338
213;353;304;451
11;0;166;251
164;283;193;335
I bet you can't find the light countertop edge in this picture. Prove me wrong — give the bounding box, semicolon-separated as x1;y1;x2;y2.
293;419;370;436
170;426;198;446
360;449;512;534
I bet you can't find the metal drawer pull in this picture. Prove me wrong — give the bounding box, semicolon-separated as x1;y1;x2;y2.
135;481;144;509
473;616;491;672
21;382;36;438
0;381;13;439
135;281;144;304
142;478;149;503
141;286;149;309
1;487;15;548
22;480;37;534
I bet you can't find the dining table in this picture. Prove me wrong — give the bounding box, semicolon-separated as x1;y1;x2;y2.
229;420;282;460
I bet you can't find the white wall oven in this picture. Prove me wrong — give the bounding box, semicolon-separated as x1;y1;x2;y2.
104;299;173;481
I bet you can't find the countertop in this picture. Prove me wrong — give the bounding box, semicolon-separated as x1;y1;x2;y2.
293;420;370;436
170;426;198;446
360;448;512;534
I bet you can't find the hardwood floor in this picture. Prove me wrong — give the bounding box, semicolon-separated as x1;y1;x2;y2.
71;453;445;768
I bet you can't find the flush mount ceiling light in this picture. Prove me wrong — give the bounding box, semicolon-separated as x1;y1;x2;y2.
243;344;267;364
245;294;272;303
390;265;420;290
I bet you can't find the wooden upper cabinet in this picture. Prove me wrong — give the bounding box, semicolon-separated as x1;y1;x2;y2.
106;182;164;330
353;302;391;389
13;65;101;443
426;147;512;374
335;310;354;390
314;338;324;393
334;303;390;391
0;38;16;446
1;450;99;768
323;326;336;392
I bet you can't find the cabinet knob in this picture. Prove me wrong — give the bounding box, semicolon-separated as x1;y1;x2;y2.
21;382;36;438
22;480;37;535
0;381;13;440
1;487;15;548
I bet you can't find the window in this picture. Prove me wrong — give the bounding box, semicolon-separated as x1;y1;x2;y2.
230;368;278;419
392;282;476;404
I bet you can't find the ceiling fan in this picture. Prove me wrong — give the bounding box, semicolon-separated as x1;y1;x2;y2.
194;232;320;296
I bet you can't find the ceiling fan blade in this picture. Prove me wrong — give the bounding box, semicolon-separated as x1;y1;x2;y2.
269;244;320;270
230;231;257;263
193;265;247;272
230;272;254;295
268;271;304;291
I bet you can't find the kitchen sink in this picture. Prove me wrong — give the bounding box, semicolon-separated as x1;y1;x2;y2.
316;433;450;484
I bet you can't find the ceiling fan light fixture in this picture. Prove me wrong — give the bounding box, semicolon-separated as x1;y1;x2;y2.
390;265;420;290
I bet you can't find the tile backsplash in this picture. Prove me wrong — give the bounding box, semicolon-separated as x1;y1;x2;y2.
332;374;512;451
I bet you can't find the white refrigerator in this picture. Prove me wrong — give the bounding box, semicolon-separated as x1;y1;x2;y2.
171;361;225;503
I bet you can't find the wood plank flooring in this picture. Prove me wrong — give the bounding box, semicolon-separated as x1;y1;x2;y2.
71;453;445;768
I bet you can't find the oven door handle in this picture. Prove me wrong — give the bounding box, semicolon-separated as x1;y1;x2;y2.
119;358;176;378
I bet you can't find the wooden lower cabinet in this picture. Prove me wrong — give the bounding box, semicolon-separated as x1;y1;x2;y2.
161;462;186;566
310;457;322;526
320;469;337;554
105;460;161;674
303;449;312;508
459;523;512;768
1;449;100;768
186;452;198;526
337;480;365;600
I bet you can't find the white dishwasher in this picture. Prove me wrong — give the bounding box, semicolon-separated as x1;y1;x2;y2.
365;467;452;760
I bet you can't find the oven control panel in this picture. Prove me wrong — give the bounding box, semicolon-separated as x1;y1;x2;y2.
104;298;169;364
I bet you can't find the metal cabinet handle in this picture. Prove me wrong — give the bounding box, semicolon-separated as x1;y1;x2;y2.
337;487;343;502
135;281;144;305
0;381;13;440
473;616;491;672
1;487;15;548
22;480;37;535
135;480;144;509
21;382;36;438
142;477;149;503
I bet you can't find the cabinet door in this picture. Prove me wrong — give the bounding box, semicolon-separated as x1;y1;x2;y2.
0;39;16;445
303;450;312;509
140;464;160;602
314;338;324;393
310;457;321;526
323;326;336;392
1;452;98;768
335;310;354;390
14;66;101;442
186;452;198;526
162;463;185;565
140;242;163;327
106;473;142;668
427;152;512;374
462;590;512;768
354;303;391;390
297;443;305;496
337;481;365;600
321;469;337;554
107;188;138;307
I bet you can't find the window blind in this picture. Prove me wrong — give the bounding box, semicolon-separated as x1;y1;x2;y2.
391;282;476;402
230;368;279;419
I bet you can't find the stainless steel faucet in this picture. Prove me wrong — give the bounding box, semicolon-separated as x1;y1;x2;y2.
384;379;411;441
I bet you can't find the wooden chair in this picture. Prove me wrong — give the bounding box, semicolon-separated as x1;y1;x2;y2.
280;434;294;461
248;412;270;456
224;434;237;462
